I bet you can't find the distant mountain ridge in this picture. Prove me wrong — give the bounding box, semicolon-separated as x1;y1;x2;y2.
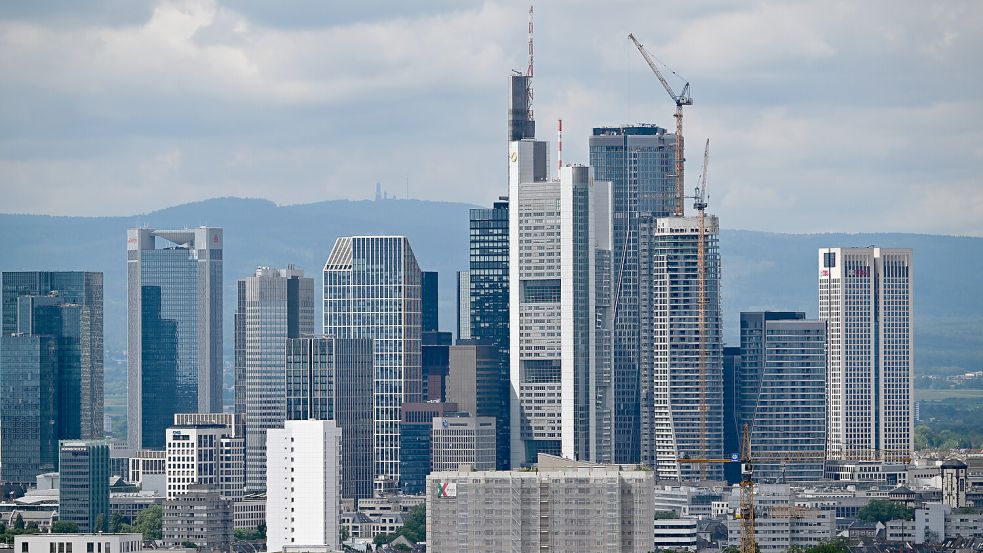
1;196;979;374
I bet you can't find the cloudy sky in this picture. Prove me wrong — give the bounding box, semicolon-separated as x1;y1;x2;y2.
1;0;980;235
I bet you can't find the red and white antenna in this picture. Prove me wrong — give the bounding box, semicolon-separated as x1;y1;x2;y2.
526;5;534;121
557;119;563;175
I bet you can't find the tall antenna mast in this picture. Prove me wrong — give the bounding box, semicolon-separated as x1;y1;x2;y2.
557;118;563;175
526;5;534;120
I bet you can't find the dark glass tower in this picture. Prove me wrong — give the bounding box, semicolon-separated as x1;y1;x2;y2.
468;198;510;469
589;125;677;464
59;440;110;532
421;271;439;333
284;336;374;500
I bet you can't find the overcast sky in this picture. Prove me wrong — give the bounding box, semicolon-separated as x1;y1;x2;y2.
1;0;980;235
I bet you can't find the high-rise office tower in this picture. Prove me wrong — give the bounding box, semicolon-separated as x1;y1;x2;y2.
739;312;827;482
590;125;678;464
422;331;452;402
422;271;439;333
446;341;500;421
165;417;244;501
284;336;374;500
58;440;110;532
324;236;421;485
639;215;723;480
509;143;614;466
266;420;342;553
1;333;58;482
819;247;913;461
1;271;103;440
127;228;222;450
722;346;741;485
468;198;511;469
234;265;315;492
456;271;471;341
508;74;535;142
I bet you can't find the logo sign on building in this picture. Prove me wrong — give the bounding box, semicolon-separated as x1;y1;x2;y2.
435;482;457;498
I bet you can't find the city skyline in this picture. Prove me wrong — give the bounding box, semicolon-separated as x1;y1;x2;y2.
0;1;980;237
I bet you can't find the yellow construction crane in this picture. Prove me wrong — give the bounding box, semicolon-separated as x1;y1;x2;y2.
694;139;710;479
628;33;693;217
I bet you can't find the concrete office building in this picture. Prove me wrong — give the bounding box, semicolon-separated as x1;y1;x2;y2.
162;484;233;552
59;440;110;533
234;265;315;492
127;449;166;493
284;336;373;500
446;341;500;420
739;312;827;482
590;125;678;464
1;272;103;438
266;420;342;553
398;402;460;495
126;227;222;450
468;197;511;469
725;506;835;553
427;454;654;553
431;415;496;472
165;419;244;501
819;247;913;461
456;271;471;340
324;236;422;485
653;518;699;551
509;141;614;466
639;215;723;480
15;534;143;553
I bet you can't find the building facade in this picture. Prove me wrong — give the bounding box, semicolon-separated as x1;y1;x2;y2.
446;341;500;420
456;271;471;341
1;271;103;440
639;215;723;480
589;125;678;464
266;420;342;553
509;148;614;466
162;484;233;552
819;247;913;461
165;421;244;501
468;198;511;469
126;227;222;450
398;402;460;495
422;271;439;333
426;455;654;553
234;265;315;492
324;236;422;485
58;440;110;533
284;336;374;500
431;415;496;472
739;312;827;482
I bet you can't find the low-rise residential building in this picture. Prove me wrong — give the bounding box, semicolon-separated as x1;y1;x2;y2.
162;484;232;552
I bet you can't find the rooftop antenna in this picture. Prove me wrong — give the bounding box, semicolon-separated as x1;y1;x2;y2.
526;5;534;120
557;118;563;176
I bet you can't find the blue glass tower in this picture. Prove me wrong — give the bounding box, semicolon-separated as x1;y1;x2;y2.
468;198;510;469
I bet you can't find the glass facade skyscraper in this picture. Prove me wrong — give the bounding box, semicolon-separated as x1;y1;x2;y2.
739;312;826;482
589;125;677;464
127;228;223;450
284;336;374;500
235;265;314;492
59;440;110;532
469;198;511;469
1;271;103;441
323;236;421;485
421;271;439;333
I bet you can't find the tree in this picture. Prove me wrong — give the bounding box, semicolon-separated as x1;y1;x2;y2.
399;504;425;543
654;510;679;520
110;513;127;534
94;513;106;533
857;499;914;524
131;505;163;540
50;521;80;534
804;538;849;553
181;541;197;549
340;525;350;543
14;514;24;530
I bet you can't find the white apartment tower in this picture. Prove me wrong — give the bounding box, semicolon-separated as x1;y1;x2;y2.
819;247;913;461
508;139;614;466
639;215;724;481
266;420;342;553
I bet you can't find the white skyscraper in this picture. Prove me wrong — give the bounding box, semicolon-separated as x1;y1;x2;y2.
639;215;723;481
819;247;913;461
508;139;614;466
266;420;342;553
234;265;315;492
323;236;422;485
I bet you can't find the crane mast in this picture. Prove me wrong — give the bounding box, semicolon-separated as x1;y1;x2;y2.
696;139;709;479
628;33;693;217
